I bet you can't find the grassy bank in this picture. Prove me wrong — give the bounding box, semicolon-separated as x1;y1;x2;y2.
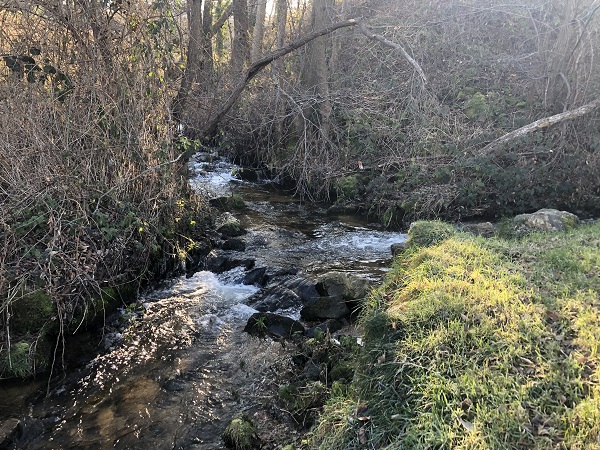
309;221;600;449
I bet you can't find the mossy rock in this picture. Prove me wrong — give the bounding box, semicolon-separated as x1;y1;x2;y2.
9;290;54;335
0;338;51;378
335;175;359;201
68;283;137;332
513;208;580;235
222;414;259;450
407;220;456;247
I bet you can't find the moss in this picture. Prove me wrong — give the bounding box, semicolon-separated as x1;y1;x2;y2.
0;338;51;378
226;194;246;210
9;290;54;335
464;91;489;120
222;414;259;450
329;361;355;382
407;220;456;247
560;213;579;231
335;175;359;201
68;283;136;332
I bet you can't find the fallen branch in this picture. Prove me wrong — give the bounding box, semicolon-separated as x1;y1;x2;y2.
478;97;600;155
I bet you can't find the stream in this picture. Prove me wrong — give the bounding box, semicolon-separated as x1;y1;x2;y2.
0;152;407;449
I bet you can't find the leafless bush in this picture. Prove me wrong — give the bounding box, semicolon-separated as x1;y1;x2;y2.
0;0;206;377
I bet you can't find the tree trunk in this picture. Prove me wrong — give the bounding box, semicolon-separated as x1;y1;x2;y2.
274;0;288;141
232;0;250;73
300;0;335;140
251;0;267;61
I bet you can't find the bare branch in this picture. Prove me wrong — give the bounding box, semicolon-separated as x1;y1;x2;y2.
357;21;427;86
478;97;600;155
211;2;232;37
185;18;360;149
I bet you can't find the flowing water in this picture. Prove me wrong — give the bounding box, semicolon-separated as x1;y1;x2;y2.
1;153;407;449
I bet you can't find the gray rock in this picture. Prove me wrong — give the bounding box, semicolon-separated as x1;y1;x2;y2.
285;277;320;302
248;286;301;312
316;272;371;301
216;212;246;238
206;256;254;273
244;313;305;340
513;208;579;235
0;418;20;448
301;295;350;321
222;238;246;251
243;267;267;286
391;242;407;256
460;222;497;238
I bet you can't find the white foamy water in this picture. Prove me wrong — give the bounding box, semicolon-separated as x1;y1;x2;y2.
189;160;238;197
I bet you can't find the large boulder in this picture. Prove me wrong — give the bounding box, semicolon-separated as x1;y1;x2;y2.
216;212;247;238
316;272;371;301
222;238;246;251
460;222;497;238
206;255;254;273
285;277;320;302
247;286;302;312
513;209;579;235
300;296;350;321
244;313;305;340
391;242;407;256
243;267;268;286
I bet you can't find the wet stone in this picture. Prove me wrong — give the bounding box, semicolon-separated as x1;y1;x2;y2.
163;379;187;392
222;238;246;251
206;256;255;273
244;312;305;340
391;242;407;256
243;267;267;286
248;286;301;312
300;295;350;321
0;418;20;448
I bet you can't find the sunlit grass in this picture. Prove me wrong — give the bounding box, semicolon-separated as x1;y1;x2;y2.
309;222;600;449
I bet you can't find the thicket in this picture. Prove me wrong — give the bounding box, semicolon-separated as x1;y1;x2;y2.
309;222;600;449
218;0;600;225
0;1;209;378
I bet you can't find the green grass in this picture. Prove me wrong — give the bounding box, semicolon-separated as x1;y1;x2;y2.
309;221;600;449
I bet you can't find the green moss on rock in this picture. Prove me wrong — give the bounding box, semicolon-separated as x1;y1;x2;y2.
407;220;456;247
222;414;259;450
0;338;51;378
9;290;54;335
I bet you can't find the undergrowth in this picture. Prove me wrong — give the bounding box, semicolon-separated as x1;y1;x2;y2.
308;222;600;449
